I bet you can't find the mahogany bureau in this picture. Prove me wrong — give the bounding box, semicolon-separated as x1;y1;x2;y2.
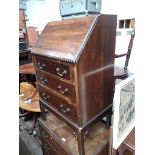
31;14;117;155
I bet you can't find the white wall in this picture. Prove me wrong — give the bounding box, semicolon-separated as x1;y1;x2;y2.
25;0;136;31
25;0;61;34
102;0;135;19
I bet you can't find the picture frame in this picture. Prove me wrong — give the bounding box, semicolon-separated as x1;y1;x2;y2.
112;73;135;149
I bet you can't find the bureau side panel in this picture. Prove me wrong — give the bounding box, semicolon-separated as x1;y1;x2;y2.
77;14;117;125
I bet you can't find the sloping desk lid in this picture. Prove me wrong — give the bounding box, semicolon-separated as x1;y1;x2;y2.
31;15;99;63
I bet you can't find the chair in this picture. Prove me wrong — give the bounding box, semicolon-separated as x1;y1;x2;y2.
101;30;135;128
114;28;135;79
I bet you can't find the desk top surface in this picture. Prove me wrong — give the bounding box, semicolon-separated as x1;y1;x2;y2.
19;93;40;112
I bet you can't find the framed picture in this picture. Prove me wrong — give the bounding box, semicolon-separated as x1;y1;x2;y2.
112;74;135;149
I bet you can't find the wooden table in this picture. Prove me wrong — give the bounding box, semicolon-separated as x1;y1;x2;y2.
19;93;40;113
19;92;40;134
19;82;40;134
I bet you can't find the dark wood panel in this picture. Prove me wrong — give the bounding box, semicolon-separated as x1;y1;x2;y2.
38;84;77;123
39;124;70;155
76;15;117;125
41;137;60;155
36;69;76;103
35;56;51;73
42;146;58;155
31;15;98;63
35;56;71;80
98;144;109;155
42;147;52;155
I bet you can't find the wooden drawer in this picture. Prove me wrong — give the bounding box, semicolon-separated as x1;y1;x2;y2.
42;144;58;155
42;137;66;155
35;57;71;80
39;84;77;123
39;124;70;155
39;113;109;155
42;147;50;155
36;69;76;103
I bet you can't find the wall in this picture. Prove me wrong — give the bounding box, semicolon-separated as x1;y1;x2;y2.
25;0;61;34
25;0;136;31
102;0;135;18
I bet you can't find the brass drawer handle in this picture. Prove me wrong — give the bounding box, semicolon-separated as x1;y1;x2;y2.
72;131;77;139
44;143;50;151
42;93;50;101
56;67;67;77
60;104;71;114
37;62;46;69
42;131;48;138
40;77;48;84
58;85;69;94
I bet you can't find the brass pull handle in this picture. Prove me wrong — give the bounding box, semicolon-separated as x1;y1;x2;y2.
42;131;48;138
60;104;70;114
56;67;67;77
44;144;50;151
37;62;46;69
83;130;89;139
58;85;68;94
42;93;50;101
72;131;77;139
40;77;48;84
